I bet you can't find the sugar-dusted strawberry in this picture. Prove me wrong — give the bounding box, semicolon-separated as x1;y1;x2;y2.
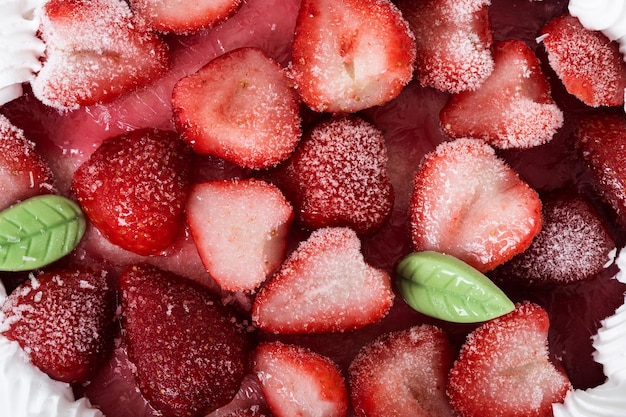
440;40;564;149
252;227;393;334
0;114;54;210
254;341;348;417
349;325;456;417
274;116;393;235
289;0;416;113
490;193;615;287
0;268;116;383
118;264;251;417
172;47;301;170
186;179;293;292
541;14;626;108
410;138;542;273
72;128;192;256
129;0;242;34
447;302;572;417
397;0;494;93
31;0;169;111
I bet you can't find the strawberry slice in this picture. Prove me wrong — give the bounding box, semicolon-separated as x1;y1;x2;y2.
274;116;393;235
72;128;192;256
129;0;243;34
31;0;169;111
172;47;301;170
186;179;293;292
0;268;116;383
397;0;494;93
118;264;251;417
447;302;572;417
440;40;564;149
541;14;626;108
252;227;394;334
253;341;348;417
0;114;54;210
349;325;456;417
409;138;542;273
289;0;416;113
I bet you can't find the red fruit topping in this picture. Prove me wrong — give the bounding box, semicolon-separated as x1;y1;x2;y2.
397;0;494;93
72;128;192;256
0;115;54;210
129;0;243;34
254;341;348;417
349;325;456;417
541;14;626;108
289;0;416;113
447;302;572;417
32;0;169;111
172;47;301;170
186;179;293;292
252;227;394;334
440;40;564;149
409;138;542;273
118;264;250;417
275;116;393;235
490;193;615;287
0;268;115;383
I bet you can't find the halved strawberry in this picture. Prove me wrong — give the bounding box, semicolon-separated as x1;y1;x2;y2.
0;114;54;210
349;325;456;417
186;179;293;292
0;268;116;383
172;47;301;170
274;115;393;235
289;0;416;113
254;341;348;417
409;138;542;273
447;302;572;417
129;0;243;34
440;40;564;149
31;0;169;111
541;14;626;108
252;227;394;334
72;128;192;256
397;0;494;93
118;264;251;417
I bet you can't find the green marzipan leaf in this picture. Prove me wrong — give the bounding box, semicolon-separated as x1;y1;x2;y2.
396;251;515;323
0;195;86;271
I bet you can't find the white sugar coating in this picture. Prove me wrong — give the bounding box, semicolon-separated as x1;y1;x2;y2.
496;97;564;149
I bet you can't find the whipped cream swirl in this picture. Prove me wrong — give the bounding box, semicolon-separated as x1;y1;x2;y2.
568;0;626;59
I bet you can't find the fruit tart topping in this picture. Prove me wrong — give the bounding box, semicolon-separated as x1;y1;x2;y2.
397;0;494;93
172;47;302;170
118;264;250;417
540;14;626;107
1;268;115;383
448;302;572;417
349;324;456;417
274;115;393;235
254;341;348;417
252;227;394;334
72;128;192;256
440;40;564;149
568;0;626;59
186;178;293;292
397;251;514;323
409;138;542;273
289;0;416;113
31;0;169;111
129;0;243;35
0;194;86;271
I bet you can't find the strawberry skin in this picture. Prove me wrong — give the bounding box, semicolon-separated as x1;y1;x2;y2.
447;302;572;417
290;0;416;113
72;128;192;256
118;264;251;417
1;268;116;383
